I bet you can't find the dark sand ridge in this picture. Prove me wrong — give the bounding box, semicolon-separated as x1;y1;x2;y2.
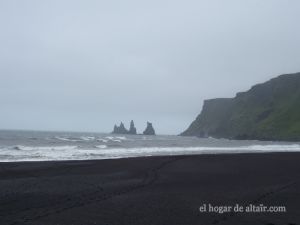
0;153;300;225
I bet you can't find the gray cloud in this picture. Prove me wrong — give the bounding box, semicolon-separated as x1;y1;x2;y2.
0;0;300;134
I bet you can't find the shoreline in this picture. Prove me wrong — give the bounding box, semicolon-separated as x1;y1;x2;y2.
1;152;300;224
0;150;299;164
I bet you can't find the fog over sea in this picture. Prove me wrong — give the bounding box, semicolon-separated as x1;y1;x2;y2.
0;130;300;162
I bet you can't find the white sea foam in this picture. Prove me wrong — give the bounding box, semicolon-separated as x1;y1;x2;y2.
115;136;127;140
96;145;107;149
102;136;126;142
55;136;83;142
80;136;95;141
13;145;78;151
105;136;115;140
0;144;300;162
55;137;75;142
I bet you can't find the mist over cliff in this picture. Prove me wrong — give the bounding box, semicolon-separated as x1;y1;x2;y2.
181;73;300;141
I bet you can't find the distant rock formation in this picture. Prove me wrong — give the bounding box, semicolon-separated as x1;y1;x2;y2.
143;122;156;135
112;120;137;135
112;122;129;134
128;120;137;135
112;120;156;135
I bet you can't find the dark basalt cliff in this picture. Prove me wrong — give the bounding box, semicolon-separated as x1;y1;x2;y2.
181;73;300;141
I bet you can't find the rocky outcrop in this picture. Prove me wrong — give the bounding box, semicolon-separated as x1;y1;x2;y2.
181;72;300;141
143;122;156;135
112;122;129;134
112;120;137;135
112;120;156;135
128;120;137;135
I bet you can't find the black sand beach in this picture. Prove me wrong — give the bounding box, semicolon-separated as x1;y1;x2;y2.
1;153;300;225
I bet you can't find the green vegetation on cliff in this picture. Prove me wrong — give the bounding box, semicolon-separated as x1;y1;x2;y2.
181;73;300;141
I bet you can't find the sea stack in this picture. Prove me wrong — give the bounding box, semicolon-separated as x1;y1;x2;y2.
112;120;137;134
128;120;137;135
112;122;129;134
143;122;156;135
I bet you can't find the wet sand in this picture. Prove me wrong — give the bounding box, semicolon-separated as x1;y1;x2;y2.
0;153;300;225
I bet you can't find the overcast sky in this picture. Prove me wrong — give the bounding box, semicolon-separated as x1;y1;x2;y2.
0;0;300;134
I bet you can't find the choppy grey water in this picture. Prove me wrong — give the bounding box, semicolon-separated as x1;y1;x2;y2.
0;130;300;162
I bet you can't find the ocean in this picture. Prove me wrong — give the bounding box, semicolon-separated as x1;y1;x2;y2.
0;130;300;162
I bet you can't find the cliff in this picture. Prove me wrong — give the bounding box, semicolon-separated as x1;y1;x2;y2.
181;73;300;141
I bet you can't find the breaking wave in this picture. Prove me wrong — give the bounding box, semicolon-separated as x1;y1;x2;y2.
0;144;300;162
